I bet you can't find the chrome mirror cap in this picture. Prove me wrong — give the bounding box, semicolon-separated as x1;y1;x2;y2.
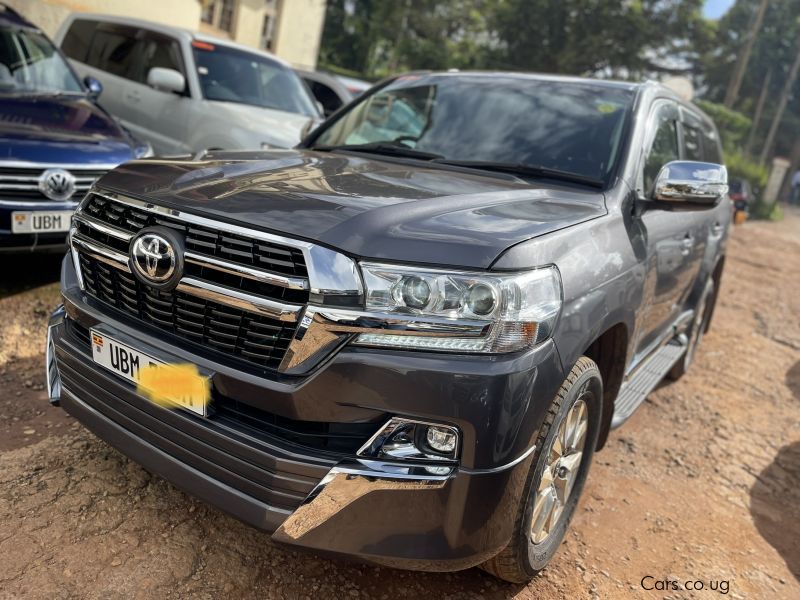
653;161;728;206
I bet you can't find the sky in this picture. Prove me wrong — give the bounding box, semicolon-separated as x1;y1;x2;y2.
703;0;736;19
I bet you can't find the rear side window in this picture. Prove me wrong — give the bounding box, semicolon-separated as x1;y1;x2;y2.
643;104;680;193
682;124;703;161
84;25;144;82
61;19;96;62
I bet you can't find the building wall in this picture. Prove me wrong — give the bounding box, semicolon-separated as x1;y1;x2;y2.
7;0;201;37
7;0;324;70
272;0;326;70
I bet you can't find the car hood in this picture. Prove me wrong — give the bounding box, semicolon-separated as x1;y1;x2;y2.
207;101;315;149
97;149;607;269
0;95;134;164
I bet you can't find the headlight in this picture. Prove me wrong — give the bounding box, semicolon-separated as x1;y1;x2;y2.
356;262;562;353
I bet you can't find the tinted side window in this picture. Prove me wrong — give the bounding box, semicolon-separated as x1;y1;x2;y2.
61;19;96;62
702;129;723;164
682;124;703;161
85;25;144;82
643;105;680;192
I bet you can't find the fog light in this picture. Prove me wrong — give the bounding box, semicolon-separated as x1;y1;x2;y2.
426;426;457;453
358;417;460;462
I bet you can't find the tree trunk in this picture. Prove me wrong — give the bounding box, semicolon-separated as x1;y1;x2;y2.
759;42;800;164
724;0;770;108
778;137;800;202
744;68;771;158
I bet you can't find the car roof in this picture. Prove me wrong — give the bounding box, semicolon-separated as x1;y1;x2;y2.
62;12;292;68
398;70;641;91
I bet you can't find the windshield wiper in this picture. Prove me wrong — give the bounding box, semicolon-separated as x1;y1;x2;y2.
311;142;443;161
430;159;605;188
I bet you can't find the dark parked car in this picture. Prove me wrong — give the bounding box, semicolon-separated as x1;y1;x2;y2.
47;72;730;582
0;4;150;254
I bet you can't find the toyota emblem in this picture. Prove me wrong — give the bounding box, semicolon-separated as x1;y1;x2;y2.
129;228;184;290
38;168;76;201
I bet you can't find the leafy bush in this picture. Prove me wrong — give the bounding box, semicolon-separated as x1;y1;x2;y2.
724;150;769;190
695;100;752;153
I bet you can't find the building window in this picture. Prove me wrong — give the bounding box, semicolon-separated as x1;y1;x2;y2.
260;14;274;50
201;0;236;34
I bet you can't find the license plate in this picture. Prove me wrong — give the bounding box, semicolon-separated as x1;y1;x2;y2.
11;210;73;233
90;331;207;416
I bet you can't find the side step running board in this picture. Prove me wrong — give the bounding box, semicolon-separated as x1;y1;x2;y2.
611;339;687;428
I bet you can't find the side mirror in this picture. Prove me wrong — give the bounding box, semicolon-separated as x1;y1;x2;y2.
147;67;185;94
653;161;728;207
84;76;102;99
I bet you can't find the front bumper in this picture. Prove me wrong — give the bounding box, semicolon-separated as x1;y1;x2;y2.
0;200;76;253
49;255;565;570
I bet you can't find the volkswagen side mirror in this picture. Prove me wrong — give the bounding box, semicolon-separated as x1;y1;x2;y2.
84;76;103;99
652;161;728;207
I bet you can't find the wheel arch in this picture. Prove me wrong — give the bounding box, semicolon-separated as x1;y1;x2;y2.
703;254;725;333
581;322;629;451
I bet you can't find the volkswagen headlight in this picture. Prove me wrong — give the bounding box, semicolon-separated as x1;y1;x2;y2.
356;263;562;353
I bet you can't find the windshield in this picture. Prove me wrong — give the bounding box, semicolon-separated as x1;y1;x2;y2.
193;43;318;118
0;27;82;94
312;74;635;183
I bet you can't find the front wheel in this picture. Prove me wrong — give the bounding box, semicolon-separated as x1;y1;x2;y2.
480;357;603;583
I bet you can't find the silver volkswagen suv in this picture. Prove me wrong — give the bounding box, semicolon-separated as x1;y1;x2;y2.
55;14;322;155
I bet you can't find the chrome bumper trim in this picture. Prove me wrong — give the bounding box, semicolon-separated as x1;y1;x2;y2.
278;306;489;372
272;458;454;544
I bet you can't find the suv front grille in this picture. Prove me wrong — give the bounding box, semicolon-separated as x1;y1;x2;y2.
71;191;314;371
81;193;308;279
0;166;106;201
79;254;297;370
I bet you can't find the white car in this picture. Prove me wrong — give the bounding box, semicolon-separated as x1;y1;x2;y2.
55;14;322;154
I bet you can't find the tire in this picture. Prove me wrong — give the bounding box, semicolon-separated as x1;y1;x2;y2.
480;357;603;583
668;277;714;381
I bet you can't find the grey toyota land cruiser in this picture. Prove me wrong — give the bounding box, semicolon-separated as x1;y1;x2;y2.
47;72;730;582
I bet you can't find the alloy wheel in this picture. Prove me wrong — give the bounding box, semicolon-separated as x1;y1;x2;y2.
530;397;589;544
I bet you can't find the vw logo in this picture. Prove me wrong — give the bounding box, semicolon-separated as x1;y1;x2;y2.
38;168;76;201
129;228;183;289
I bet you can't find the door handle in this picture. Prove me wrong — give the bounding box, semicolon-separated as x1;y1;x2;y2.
126;91;141;102
681;235;694;255
710;222;723;236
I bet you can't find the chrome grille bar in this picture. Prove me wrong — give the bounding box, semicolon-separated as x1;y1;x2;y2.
73;213;134;242
73;209;309;290
70;231;302;323
184;251;309;291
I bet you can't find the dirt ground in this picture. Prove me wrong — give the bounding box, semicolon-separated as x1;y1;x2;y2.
1;210;798;599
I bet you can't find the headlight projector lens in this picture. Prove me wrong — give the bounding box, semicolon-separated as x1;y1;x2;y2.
401;276;431;309
465;283;496;315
